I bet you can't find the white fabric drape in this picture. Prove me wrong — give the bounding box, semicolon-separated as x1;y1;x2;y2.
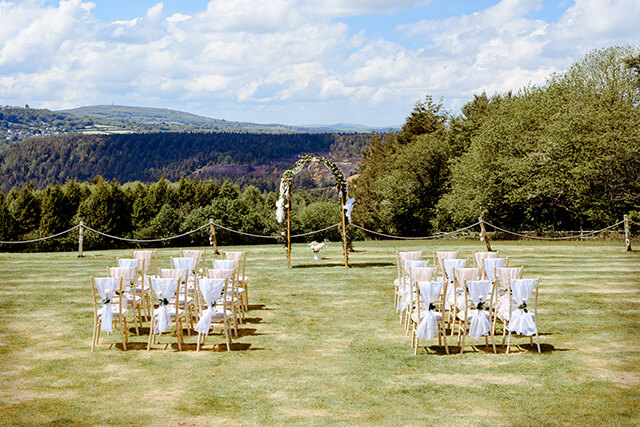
398;260;429;313
95;277;119;333
276;198;285;223
172;257;195;274
194;278;226;335
443;259;466;283
483;258;506;282
508;279;538;336
214;260;235;270
416;281;443;340
118;258;139;270
133;250;153;273
344;197;355;223
466;280;492;339
150;278;178;334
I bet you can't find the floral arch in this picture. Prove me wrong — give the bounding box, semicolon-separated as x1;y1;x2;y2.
276;154;353;268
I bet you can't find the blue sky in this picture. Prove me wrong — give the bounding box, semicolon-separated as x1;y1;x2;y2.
2;0;638;126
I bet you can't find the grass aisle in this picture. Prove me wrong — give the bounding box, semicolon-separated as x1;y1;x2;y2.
0;240;639;425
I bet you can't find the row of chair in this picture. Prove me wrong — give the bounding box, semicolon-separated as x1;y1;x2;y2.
394;250;541;355
90;249;249;352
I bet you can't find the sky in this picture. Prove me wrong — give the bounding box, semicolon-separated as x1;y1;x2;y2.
0;0;639;127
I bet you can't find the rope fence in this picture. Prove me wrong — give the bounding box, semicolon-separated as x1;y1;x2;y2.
483;220;625;241
0;214;636;253
351;221;481;240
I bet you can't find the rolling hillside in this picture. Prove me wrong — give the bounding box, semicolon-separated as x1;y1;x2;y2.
0;131;368;192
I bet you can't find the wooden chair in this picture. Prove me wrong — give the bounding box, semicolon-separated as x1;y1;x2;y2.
413;279;448;355
395;251;422;311
456;279;496;354
159;268;194;333
399;260;429;330
493;266;524;339
506;278;541;354
224;251;248;310
406;266;435;336
107;266;142;334
194;277;233;351
91;276;128;351
208;268;240;336
147;277;187;351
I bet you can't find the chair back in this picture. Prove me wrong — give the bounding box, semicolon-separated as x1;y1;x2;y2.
132;249;156;275
442;258;466;283
181;249;205;272
483;257;508;281
454;268;479;287
434;250;460;273
107;267;136;290
397;251;422;279
496;267;523;291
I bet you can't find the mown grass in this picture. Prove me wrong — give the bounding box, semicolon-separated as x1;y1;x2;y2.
0;240;639;425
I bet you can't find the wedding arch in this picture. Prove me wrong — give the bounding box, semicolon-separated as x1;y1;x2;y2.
276;154;353;268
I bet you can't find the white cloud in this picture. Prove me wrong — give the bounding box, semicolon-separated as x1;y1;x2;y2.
0;0;638;126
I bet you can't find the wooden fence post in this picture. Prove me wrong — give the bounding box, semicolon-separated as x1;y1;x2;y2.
478;217;493;252
624;214;632;252
209;219;219;255
78;221;84;258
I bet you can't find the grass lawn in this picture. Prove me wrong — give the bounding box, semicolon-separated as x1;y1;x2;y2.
0;240;639;425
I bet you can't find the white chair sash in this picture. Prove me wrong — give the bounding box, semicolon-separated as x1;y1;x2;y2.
150;278;178;334
466;280;492;339
484;258;506;282
95;277;118;333
416;281;443;340
214;260;235;270
194;278;226;335
443;258;466;283
508;279;538;336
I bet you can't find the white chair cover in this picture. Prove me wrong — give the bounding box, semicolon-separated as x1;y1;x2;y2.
95;277;119;333
416;281;443;340
133;250;153;273
443;258;466;283
194;278;226;335
118;258;139;270
508;279;538;336
484;258;506;282
474;251;497;269
150;277;179;334
398;260;429;312
466;280;492;339
172;257;195;274
214;260;235;270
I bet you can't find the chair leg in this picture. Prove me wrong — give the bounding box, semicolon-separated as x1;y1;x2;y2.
147;317;155;351
121;317;128;351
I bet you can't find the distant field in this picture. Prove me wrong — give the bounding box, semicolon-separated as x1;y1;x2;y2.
0;240;638;425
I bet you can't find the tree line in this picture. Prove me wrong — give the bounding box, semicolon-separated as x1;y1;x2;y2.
0;176;349;252
353;45;640;236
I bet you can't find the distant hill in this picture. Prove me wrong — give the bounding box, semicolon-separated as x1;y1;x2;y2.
60;105;394;134
1;105;392;149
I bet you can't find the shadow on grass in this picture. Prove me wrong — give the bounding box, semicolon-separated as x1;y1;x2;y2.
292;262;394;269
113;341;265;352
420;342;567;355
